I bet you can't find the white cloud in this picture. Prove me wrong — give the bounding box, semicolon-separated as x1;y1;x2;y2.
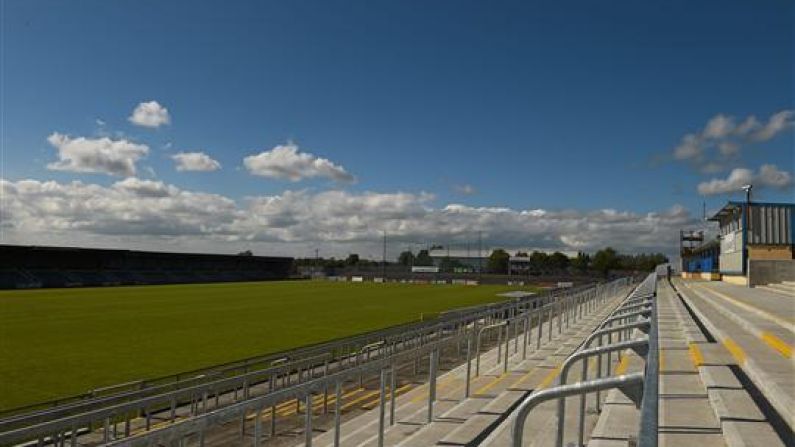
757;164;793;188
703;114;735;139
46;133;149;177
453;184;477;195
172;152;221;172
1;178;694;257
113;177;178;197
671;109;794;173
128;101;171;128
243;143;355;183
697;164;793;196
750;110;794;142
697;168;755;196
1;178;236;238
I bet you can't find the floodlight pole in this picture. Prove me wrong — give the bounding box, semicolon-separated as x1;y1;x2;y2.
382;230;387;280
742;184;753;288
478;231;483;280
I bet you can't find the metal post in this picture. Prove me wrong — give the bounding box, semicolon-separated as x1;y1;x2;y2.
577;359;589;447
557;298;563;334
465;334;473;397
513;318;519;354
253;408;263;447
333;381;342;447
428;349;438;423
497;326;503;364
304;393;313;447
504;324;510;373
323;361;330;415
378;368;387;447
268;375;277;437
390;364;397;426
537;308;543;349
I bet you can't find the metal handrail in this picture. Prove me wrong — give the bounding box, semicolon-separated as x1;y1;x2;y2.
598;308;651;328
511;373;645;447
510;272;659;447
1;277;634;446
637;285;659;447
556;338;650;446
475;321;508;376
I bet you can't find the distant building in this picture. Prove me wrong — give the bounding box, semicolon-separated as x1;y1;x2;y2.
428;249;490;272
680;238;720;280
708;201;794;286
427;248;576;274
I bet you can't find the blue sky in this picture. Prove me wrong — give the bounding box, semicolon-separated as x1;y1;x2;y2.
0;1;792;258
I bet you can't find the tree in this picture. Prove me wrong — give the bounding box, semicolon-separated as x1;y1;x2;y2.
487;248;510;274
592;247;620;277
529;251;549;272
414;249;434;266
549;251;570;270
571;252;590;272
237;250;253;256
345;253;360;266
618;252;669;271
398;251;415;266
515;251;528;257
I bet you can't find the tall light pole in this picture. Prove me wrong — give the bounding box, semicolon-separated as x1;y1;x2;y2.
741;184;753;286
478;231;483;280
382;230;387;280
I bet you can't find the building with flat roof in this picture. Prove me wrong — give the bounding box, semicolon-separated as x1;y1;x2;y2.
708;201;794;286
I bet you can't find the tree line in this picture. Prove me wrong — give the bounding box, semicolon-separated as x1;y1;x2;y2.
486;247;667;275
293;247;667;276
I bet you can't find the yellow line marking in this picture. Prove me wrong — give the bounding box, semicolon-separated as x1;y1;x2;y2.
615;355;630;375
129;418;179;436
340;389;381;411
410;374;457;403
474;372;509;396
723;338;746;365
360;383;414;410
509;366;539;388
688;343;704;367
694;285;795;331
659;350;665;372
248;386;366;420
538;367;560;389
760;332;793;358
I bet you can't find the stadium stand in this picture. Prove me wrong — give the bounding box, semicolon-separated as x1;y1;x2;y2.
0;245;293;289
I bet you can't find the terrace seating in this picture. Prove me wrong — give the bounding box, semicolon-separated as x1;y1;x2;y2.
0;244;293;289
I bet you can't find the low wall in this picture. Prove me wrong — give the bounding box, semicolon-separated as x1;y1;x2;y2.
748;244;794;261
748;260;795;286
722;274;748;286
681;272;721;281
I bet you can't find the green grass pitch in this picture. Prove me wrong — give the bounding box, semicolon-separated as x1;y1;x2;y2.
0;280;539;411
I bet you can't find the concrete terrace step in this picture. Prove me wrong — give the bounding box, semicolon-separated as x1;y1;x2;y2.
759;283;795;297
667;280;789;447
675;279;795;425
399;313;612;447
305;291;629;447
455;298;632;447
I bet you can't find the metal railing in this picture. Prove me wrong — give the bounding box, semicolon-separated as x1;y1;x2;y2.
0;278;633;447
510;272;660;447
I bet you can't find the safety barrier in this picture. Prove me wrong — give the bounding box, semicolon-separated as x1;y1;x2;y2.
510;272;659;447
0;279;632;447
